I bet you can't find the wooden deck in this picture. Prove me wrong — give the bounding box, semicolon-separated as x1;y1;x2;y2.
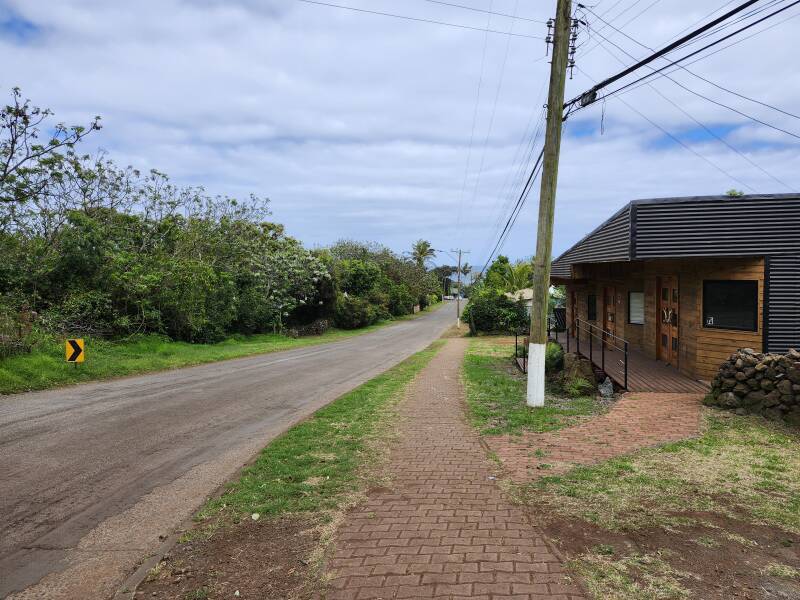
551;330;709;394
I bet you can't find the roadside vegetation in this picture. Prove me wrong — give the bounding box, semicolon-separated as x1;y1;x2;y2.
0;312;437;394
462;336;601;435
518;412;800;599
0;87;456;393
137;342;443;599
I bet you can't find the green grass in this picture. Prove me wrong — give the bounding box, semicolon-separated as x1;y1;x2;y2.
198;341;443;520
522;413;800;534
462;336;600;436
570;551;691;600
0;306;443;395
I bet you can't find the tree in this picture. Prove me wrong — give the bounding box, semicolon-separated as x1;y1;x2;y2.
411;239;435;269
500;261;533;293
1;87;101;205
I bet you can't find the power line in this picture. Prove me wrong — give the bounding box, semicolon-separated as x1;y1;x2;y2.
455;2;494;243
480;105;547;262
294;0;544;39
480;147;545;276
588;33;794;191
575;65;761;192
590;0;800;108
418;0;546;24
580;5;800;121
608;8;800;98
464;0;523;239
566;0;762;108
485;107;546;253
659;0;738;45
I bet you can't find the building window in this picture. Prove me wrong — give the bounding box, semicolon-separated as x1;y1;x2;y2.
587;294;597;321
628;292;645;325
703;280;758;332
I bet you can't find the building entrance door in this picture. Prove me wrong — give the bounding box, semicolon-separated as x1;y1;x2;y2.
657;276;679;366
603;286;617;346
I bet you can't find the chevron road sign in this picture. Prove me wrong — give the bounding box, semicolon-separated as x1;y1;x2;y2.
65;338;85;363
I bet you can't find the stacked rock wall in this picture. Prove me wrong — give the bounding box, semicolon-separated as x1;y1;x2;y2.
704;348;800;424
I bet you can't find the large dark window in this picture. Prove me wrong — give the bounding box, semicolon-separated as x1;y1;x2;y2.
587;294;597;321
703;280;758;331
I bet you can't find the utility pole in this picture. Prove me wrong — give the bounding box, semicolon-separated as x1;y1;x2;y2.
527;0;572;408
451;248;470;328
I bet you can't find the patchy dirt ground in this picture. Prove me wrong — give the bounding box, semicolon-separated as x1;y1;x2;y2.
136;516;320;600
513;410;800;599
536;508;800;599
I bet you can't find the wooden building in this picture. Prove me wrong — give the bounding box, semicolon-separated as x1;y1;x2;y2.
551;194;800;382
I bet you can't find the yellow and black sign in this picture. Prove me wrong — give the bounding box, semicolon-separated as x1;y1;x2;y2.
65;339;85;363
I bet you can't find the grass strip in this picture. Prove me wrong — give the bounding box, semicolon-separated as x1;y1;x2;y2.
462;336;599;436
0;305;442;395
198;340;444;520
522;413;800;534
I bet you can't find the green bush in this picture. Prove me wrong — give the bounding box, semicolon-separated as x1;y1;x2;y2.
565;376;594;398
333;294;379;329
462;291;528;334
545;342;564;373
388;284;415;316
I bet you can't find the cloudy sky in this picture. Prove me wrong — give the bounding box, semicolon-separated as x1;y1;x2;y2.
2;0;799;270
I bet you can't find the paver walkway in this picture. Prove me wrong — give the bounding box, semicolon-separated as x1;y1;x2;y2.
486;392;704;483
323;338;585;600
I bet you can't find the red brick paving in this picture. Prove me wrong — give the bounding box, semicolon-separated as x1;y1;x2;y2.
322;338;585;600
486;392;704;483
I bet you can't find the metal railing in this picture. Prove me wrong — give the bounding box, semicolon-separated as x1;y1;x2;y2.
566;318;629;390
514;330;528;374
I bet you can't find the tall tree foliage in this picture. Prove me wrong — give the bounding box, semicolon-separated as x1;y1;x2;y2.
0;89;328;343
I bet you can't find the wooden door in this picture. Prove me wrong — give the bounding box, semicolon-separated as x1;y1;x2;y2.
603;286;617;345
657;276;679;366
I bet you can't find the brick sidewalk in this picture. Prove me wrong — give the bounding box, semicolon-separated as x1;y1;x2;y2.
322;338;585;600
486;392;704;484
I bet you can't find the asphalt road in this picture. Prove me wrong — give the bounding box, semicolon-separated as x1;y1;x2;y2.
0;303;456;599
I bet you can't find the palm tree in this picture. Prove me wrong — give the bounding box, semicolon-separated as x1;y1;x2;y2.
411;239;436;269
460;263;472;286
501;261;532;293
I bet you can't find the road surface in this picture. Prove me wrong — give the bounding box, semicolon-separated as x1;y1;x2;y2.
0;303;456;598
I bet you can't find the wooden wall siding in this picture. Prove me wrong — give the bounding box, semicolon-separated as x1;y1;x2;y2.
564;257;765;381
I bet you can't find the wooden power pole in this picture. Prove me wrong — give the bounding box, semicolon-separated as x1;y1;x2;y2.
452;249;469;328
527;0;572;408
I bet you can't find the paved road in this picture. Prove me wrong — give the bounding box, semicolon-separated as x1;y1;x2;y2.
0;303;456;599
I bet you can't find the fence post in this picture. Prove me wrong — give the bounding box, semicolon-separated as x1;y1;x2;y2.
624;341;629;390
589;324;593;365
601;330;605;373
576;323;580;356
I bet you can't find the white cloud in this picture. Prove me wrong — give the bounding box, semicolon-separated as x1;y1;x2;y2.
2;0;799;266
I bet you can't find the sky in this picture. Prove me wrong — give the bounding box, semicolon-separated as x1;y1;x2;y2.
2;0;799;271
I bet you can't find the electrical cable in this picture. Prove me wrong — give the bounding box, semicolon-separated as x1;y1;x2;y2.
418;0;546;24
294;0;544;39
588;0;800;108
589;33;794;191
580;5;800;121
575;65;760;192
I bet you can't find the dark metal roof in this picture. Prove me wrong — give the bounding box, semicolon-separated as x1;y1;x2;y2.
551;194;800;276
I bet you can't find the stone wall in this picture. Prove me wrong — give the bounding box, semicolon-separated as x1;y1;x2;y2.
704;348;800;424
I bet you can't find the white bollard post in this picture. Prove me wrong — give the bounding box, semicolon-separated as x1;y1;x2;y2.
526;343;546;407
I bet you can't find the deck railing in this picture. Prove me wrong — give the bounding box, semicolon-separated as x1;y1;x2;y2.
568;318;629;390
